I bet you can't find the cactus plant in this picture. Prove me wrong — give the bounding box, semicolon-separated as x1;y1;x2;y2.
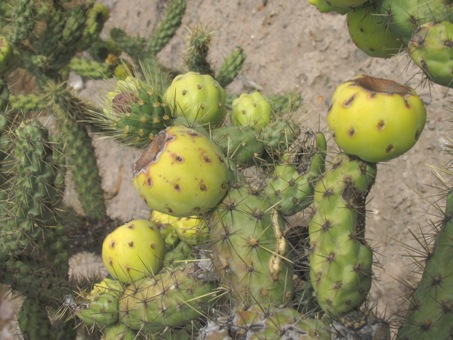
0;0;452;339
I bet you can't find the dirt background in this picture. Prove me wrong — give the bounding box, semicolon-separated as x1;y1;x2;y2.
1;0;453;338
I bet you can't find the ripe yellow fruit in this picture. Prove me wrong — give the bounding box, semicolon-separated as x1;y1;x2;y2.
102;220;165;283
327;75;426;162
133;125;230;217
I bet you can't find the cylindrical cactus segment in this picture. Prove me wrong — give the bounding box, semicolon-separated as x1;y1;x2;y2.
148;0;187;56
216;46;246;88
264;131;327;216
209;185;294;309
18;297;52;340
309;153;377;316
397;190;453;339
119;263;219;333
52;103;107;219
0;121;62;256
183;25;214;76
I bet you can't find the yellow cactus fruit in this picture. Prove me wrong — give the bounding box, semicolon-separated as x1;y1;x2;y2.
102;220;165;284
133;125;230;217
327;75;426;162
151;210;208;246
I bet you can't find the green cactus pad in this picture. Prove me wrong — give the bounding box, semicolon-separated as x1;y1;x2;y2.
264;131;327;216
76;277;124;328
377;0;453;43
209;186;294;309
211;125;265;167
259;119;301;159
119;263;218;332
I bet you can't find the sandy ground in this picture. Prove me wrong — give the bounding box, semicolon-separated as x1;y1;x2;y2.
1;0;452;338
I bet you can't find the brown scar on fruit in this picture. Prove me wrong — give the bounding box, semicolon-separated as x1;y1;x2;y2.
343;94;356;108
133;128;175;175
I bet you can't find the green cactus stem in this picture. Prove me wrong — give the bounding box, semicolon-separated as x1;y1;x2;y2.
398;189;453;339
216;46;246;88
0;121;62;256
309;153;377;316
18;297;52;340
118;263;219;333
184;25;215;76
264;131;327;216
148;0;187;56
52;102;106;220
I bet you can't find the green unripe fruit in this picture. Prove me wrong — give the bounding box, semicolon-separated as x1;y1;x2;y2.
102;220;165;283
327;75;426;162
163;72;226;126
347;7;404;58
133;125;230;217
408;20;453;88
231;91;272;130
